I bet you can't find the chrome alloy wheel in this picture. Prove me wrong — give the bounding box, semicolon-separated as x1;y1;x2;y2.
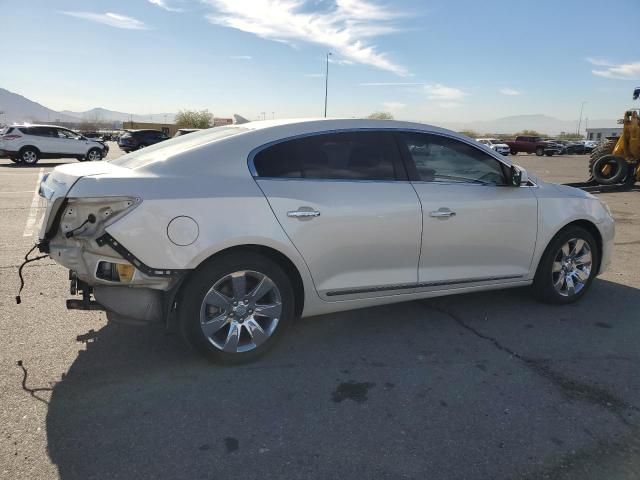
87;149;102;161
551;238;592;297
199;270;282;353
22;150;38;164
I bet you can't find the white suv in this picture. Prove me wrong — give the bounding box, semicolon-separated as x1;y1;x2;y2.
32;119;614;363
0;124;108;165
476;138;510;156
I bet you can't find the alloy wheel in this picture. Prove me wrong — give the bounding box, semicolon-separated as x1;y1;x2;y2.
88;149;102;161
199;270;282;353
22;150;37;164
551;238;592;297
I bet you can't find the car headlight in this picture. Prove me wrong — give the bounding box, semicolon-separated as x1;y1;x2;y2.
60;197;141;239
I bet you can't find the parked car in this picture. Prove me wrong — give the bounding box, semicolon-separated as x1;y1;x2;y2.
504;136;560;156
0;124;108;165
118;129;169;153
542;140;567;155
476;138;510;155
174;128;202;137
564;141;593;154
35;119;614;363
583;140;598;149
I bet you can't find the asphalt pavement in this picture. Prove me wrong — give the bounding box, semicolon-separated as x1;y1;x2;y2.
1;147;639;479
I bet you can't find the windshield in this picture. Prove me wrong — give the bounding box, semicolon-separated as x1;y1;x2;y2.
108;126;247;169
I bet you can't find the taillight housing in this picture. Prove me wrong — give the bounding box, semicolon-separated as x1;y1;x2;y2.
1;134;21;141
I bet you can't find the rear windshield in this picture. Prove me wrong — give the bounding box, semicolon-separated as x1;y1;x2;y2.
109;126;247;169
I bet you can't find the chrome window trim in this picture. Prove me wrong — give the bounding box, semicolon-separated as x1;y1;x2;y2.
246;127;515;179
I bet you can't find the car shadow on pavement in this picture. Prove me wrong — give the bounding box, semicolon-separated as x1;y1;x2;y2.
45;278;640;480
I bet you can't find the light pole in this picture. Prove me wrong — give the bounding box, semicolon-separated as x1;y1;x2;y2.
324;52;332;117
577;101;587;135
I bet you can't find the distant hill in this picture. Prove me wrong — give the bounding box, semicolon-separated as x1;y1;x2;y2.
0;88;77;123
0;88;174;125
60;107;175;123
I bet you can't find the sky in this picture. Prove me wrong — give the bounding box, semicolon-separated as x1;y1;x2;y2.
1;0;639;123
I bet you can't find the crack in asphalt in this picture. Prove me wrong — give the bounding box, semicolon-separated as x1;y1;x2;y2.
426;301;639;427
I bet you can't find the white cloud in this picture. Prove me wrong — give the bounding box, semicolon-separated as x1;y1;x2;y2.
382;101;406;111
587;58;640;80
424;83;468;109
148;0;183;12
201;0;408;75
500;88;521;96
229;55;253;60
61;11;148;29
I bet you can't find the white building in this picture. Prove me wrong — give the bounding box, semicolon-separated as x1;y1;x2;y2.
586;127;622;141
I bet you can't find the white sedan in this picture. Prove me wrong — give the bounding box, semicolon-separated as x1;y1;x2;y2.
34;119;614;363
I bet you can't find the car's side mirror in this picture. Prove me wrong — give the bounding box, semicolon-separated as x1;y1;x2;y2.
510;165;528;186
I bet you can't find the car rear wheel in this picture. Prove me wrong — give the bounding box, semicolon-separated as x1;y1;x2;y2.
533;226;598;304
19;147;39;165
510;150;517;155
535;147;544;156
180;251;295;364
85;148;103;162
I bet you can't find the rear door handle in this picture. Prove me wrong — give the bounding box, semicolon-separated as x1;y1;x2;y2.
287;208;321;219
429;208;456;218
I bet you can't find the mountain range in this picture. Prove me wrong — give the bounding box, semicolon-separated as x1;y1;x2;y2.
0;87;617;134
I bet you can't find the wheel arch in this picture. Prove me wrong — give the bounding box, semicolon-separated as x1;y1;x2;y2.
535;219;603;277
19;145;41;155
176;244;306;319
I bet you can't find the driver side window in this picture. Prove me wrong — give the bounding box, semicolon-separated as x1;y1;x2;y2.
400;133;507;185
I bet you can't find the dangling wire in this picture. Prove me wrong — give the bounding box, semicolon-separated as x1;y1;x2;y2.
16;245;49;304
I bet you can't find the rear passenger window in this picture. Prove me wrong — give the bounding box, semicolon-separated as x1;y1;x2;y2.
253;131;403;181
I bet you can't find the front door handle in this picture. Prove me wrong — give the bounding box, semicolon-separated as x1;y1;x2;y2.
429;208;456;218
287;208;321;219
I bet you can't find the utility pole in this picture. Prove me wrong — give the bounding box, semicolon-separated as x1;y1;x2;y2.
324;52;332;117
577;101;587;135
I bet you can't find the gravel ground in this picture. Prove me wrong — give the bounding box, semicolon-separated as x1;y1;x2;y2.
1;146;638;480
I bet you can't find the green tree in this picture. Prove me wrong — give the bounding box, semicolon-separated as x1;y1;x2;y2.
557;132;584;140
367;112;394;120
175;109;213;129
515;129;546;137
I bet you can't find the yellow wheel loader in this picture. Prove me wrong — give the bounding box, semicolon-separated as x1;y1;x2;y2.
587;88;640;187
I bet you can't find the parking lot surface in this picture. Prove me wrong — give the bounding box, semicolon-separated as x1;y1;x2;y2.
1;147;639;479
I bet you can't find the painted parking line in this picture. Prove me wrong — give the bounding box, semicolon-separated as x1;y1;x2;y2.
22;168;44;237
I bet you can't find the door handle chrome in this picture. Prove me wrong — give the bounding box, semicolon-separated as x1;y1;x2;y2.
429;209;456;218
287;209;321;218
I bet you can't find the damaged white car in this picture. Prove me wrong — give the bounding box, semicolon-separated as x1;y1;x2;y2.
28;119;615;363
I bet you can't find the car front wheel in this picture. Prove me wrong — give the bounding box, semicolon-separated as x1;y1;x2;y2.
536;147;544;156
85;148;103;162
533;226;598;304
180;251;295;364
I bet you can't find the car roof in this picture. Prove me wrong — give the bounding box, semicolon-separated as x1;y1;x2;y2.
11;124;68;129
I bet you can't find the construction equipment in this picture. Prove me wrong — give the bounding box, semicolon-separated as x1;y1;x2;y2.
587;87;640;187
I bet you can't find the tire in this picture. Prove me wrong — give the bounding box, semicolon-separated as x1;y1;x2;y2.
137;143;148;150
533;226;598;304
511;150;517;155
85;148;102;162
591;155;628;185
588;139;616;179
545;152;553;157
19;147;39;165
535;147;544;156
179;251;295;364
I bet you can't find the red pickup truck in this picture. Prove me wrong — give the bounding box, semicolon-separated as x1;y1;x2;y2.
504;136;562;156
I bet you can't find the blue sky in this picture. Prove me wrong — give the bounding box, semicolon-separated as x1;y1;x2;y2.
1;0;639;122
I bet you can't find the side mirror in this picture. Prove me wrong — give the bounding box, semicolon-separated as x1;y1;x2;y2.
510;165;528;186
